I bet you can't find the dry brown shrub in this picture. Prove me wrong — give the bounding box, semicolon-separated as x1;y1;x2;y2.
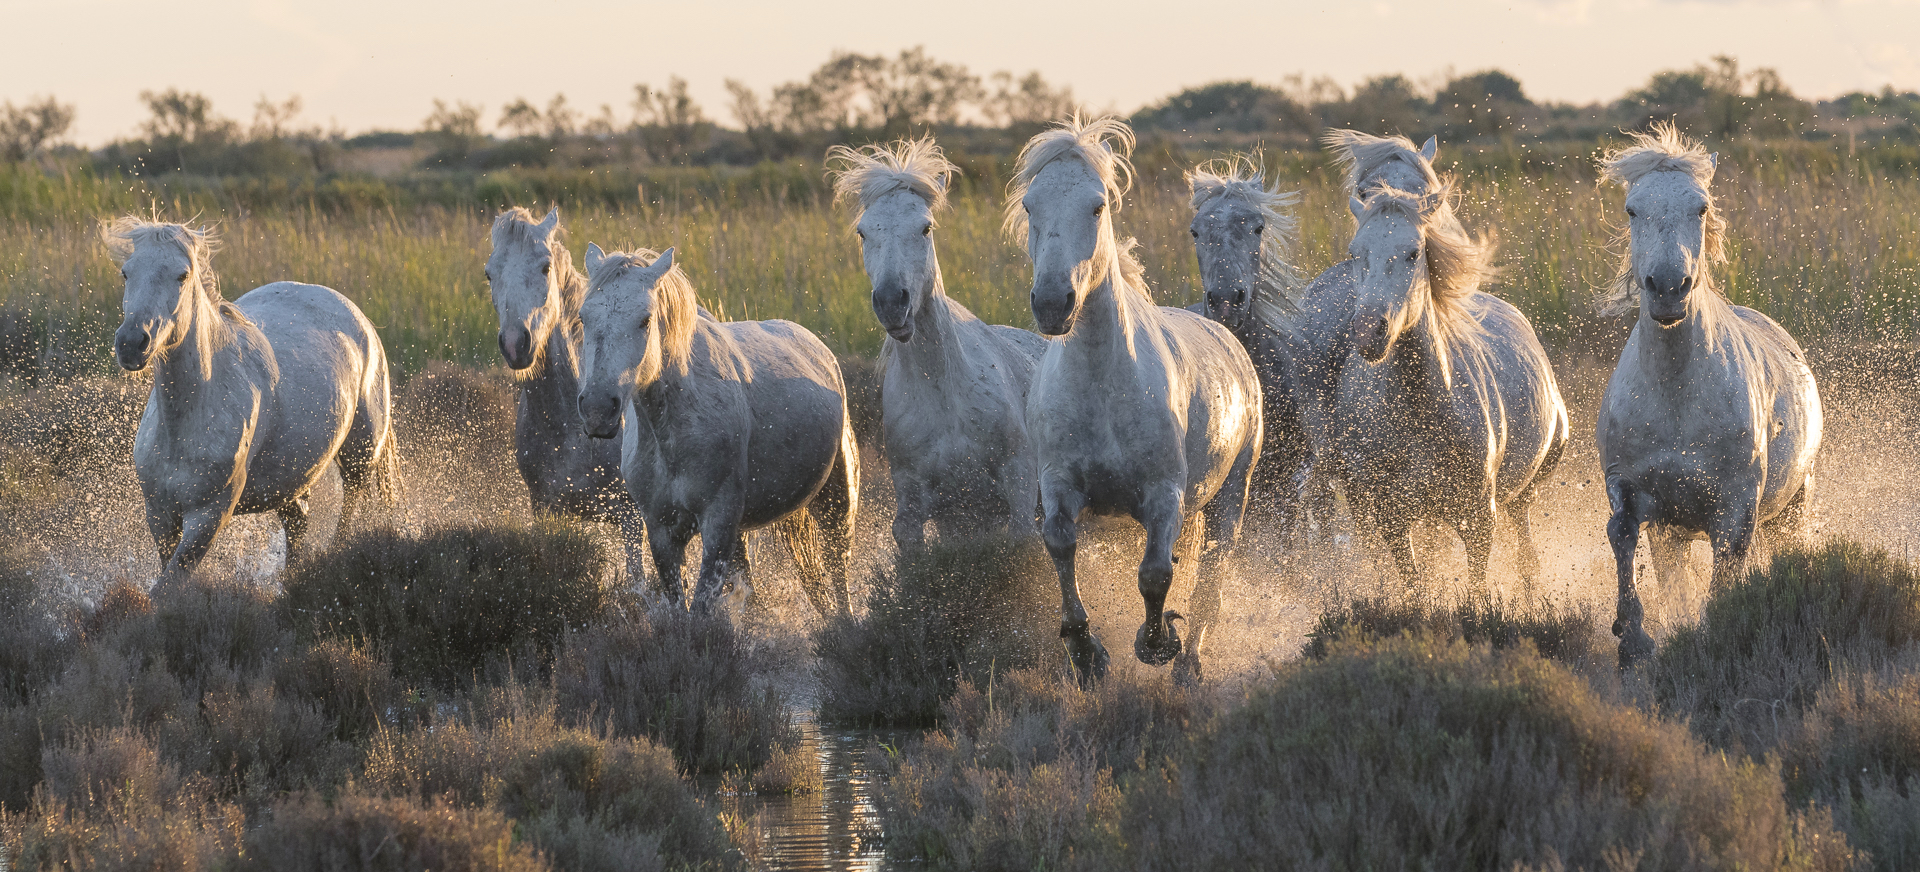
239;790;550;872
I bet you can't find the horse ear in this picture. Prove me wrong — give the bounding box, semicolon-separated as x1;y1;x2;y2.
1349;195;1366;219
1419;136;1438;162
637;247;676;283
585;243;607;274
537;208;559;236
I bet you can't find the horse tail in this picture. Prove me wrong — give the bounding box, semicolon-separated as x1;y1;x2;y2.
778;510;834;618
372;424;402;508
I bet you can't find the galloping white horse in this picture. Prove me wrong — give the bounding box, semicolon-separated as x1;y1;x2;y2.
486;207;648;583
1283;132;1447;527
1012;117;1263;685
829;138;1048;548
108;218;399;585
1183;156;1324;542
1335;182;1568;589
576;245;859;617
1597;124;1822;667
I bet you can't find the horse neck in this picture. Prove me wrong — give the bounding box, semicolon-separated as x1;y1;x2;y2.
891;262;963;384
1634;307;1714;382
152;288;237;400
517;320;584;429
1063;255;1145;360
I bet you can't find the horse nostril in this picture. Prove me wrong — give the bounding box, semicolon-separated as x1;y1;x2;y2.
132;332;149;351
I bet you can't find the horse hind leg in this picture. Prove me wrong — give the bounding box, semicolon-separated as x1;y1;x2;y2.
276;494;312;565
803;424;859;616
778;510;840;619
1458;499;1496;597
1760;477;1815;555
336;414;401;533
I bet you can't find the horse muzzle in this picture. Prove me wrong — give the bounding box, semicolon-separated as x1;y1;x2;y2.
114;323;154;371
1353;315;1391;363
1031;281;1079;337
1207;291;1247;329
872;288;913;342
499;326;535;370
576;392;622;439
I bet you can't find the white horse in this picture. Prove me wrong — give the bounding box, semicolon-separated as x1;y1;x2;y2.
108;218;398;585
1012;117;1263;685
486;207;648;583
1183;156;1326;543
1282;132;1448;530
1596;124;1822;667
1335;180;1568;590
828;138;1048;548
576;245;859;617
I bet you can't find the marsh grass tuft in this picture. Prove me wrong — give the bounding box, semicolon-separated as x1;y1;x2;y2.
1303;591;1604;667
815;534;1058;727
283;520;617;688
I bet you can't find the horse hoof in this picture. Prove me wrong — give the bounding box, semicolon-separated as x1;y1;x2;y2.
1134;611;1184;667
1616;627;1656;670
1061;628;1110;688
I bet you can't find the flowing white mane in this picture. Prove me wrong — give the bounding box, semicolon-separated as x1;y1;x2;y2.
1187;153;1305;317
827;137;957;224
491;206;588;313
585;247;700;374
1004;115;1150;301
1357;183;1497;375
102;217;226;303
1323;129;1440;193
1597;122;1728;319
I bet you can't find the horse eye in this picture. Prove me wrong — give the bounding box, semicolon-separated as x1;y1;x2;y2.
484;270;492;283
921;224;931;237
1092;203;1105;216
1625;208;1637;219
856;229;865;240
639;315;652;329
1253;224;1265;235
1698;205;1708;216
540;262;551;275
176;271;189;283
1190;228;1198;237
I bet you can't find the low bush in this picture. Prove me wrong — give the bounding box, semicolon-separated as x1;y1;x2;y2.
391;362;520;513
553;607;786;775
284;520;617;688
0;556;74;707
272;638;413;744
362;684;737;872
1657;539;1920;751
240;790;550;872
815;535;1058;727
1303;591;1603;665
1784;668;1920;871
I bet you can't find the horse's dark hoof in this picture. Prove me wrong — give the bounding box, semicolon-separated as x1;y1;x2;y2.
1134;611;1184;667
1616;626;1656;670
1061;624;1109;688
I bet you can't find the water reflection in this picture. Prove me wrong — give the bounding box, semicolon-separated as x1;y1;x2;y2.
730;712;899;871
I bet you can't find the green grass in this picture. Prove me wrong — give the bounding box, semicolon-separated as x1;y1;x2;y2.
6;140;1920;377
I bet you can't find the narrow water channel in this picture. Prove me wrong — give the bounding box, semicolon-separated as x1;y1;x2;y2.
727;712;901;871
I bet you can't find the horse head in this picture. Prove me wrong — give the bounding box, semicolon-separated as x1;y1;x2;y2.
829;139;957;344
1008;117;1135;337
1622;161;1718;327
107;219;212;372
486;207;565;371
1188;157;1300;331
1349;189;1438;364
577;244;688;439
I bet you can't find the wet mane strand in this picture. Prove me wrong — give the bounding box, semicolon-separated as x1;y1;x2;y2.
1323;129;1441;194
1004;115;1151;303
827;137;957;226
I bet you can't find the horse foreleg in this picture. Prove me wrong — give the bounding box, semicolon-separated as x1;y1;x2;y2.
999;455;1042;540
276;495;311;565
1376;511;1419;586
1708;501;1758;591
611;498;652;591
1504;490;1545;593
146;507;183;569
1647;526;1694;592
1459;499;1496;597
647;518;692;610
1607;477;1654;668
162;502;235;591
891;473;930;552
1133;485;1185;669
691;508;747;615
1043;487;1105;686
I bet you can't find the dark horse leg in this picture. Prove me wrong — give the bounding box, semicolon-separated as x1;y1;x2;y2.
276;494;311;564
1174;435;1256;685
647;514;693;610
1133;484;1185;669
1043;485;1106;686
1708;500;1758;592
1458;497;1496;596
1607;477;1655;668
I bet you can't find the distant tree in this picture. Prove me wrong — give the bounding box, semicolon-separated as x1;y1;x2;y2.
1131;80;1313;134
984;70;1076;127
250;94;304;141
0;95;75;162
1435;69;1530;136
582;104;618;138
423;99;483;140
498;98;543;139
1327;75;1426;135
1616;56;1810;139
633;77;711;163
140;89;236;143
726;47;981;142
543;94;577;139
854;46;982;133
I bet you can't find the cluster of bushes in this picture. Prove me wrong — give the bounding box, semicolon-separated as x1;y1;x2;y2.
872;539;1920;870
0;519;801;870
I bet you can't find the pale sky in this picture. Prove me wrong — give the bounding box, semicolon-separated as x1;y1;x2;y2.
7;0;1920;146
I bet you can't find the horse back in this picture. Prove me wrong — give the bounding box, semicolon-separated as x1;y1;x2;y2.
713;318;848;526
1469;293;1569;502
1155;306;1263;505
1729;305;1822;515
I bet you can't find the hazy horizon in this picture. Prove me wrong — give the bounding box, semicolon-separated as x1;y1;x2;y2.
5;0;1918;146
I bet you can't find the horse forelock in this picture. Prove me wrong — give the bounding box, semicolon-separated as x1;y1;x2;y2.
1323;129;1439;195
586;247;699;373
1002;114;1136;242
1357;183;1497;375
1188;154;1306;313
1598;122;1728;323
828;137;956;226
102;216;224;303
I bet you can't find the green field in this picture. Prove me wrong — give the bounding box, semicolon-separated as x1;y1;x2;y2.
5;140;1919;377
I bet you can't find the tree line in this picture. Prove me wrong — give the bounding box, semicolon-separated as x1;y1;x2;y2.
4;48;1917;178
